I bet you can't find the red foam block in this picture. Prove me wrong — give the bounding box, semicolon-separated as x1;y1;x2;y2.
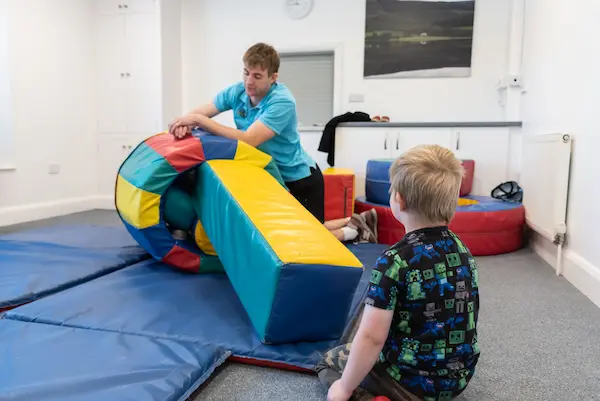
324;170;355;221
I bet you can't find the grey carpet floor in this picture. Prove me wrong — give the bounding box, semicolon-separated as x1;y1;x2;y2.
2;210;600;401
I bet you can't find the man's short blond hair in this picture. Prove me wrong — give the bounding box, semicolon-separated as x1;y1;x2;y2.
243;43;280;76
389;144;464;224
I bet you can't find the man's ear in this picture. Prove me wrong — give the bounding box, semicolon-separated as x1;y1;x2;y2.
270;72;278;83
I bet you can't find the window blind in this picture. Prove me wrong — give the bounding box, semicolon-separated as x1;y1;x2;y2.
278;52;334;127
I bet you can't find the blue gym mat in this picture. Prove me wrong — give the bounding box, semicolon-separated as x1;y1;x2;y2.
4;242;388;370
0;319;230;401
0;225;149;309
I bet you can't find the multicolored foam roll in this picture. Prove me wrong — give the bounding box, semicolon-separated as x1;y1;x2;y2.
115;130;285;274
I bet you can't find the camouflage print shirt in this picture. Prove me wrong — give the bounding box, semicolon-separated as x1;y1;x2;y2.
365;226;480;401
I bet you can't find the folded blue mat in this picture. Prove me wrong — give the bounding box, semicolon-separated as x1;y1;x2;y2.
0;225;149;309
4;243;388;370
0;319;230;401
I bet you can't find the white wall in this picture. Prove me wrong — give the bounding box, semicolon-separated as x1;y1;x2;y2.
159;0;183;126
0;0;14;169
181;0;513;124
520;0;600;306
0;0;97;225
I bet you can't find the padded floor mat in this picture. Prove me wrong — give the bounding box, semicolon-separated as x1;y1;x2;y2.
0;225;149;309
0;319;230;401
5;242;388;370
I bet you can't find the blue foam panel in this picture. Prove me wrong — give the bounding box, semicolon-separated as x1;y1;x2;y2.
365;159;393;206
0;319;230;401
0;225;149;309
4;242;388;370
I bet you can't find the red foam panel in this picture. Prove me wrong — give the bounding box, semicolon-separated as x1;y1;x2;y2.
163;245;201;273
324;173;355;221
460;159;475;196
145;133;205;173
355;199;525;256
229;356;314;374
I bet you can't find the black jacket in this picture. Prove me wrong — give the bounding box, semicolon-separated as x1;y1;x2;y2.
318;112;371;167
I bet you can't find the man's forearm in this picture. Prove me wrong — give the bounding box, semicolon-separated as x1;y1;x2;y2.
187;103;219;118
193;115;245;141
340;332;385;393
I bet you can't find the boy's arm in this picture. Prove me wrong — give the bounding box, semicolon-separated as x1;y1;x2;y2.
333;250;403;397
337;306;393;393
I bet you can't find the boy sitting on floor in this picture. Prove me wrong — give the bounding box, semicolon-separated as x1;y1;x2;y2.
316;145;481;401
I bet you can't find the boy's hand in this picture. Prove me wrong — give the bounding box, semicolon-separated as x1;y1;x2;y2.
327;379;353;401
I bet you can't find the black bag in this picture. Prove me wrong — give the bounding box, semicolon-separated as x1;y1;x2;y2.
491;181;523;203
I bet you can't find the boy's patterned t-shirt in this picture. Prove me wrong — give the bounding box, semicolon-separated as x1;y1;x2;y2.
365;226;480;401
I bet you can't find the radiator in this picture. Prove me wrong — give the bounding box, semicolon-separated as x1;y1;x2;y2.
520;133;573;275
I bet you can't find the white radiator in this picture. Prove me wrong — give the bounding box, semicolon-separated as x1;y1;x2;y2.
520;133;573;275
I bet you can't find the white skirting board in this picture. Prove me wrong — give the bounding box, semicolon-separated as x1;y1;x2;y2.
95;195;116;210
0;195;112;227
531;232;600;308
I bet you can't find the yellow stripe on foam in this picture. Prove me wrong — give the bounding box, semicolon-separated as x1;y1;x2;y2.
116;175;161;229
323;168;354;176
234;141;272;169
207;160;362;268
194;220;217;255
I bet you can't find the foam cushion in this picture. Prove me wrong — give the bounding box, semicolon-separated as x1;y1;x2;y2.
194;160;364;344
0;225;148;310
323;168;355;221
4;243;388;370
355;195;525;256
0;319;229;401
365;158;476;205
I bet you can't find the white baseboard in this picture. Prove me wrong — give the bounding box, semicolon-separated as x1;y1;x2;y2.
94;195;116;210
0;195;115;227
531;232;600;308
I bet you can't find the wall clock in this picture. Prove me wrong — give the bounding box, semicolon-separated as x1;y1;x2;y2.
285;0;314;20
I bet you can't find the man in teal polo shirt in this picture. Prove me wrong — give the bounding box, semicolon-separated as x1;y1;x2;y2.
168;43;377;243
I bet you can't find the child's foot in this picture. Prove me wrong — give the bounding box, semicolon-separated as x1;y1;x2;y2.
348;210;378;243
361;209;378;240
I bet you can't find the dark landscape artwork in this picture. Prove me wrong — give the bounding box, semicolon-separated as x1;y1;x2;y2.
364;0;476;78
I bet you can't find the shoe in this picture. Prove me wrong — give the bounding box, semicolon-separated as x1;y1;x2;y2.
348;210;378;244
360;208;378;241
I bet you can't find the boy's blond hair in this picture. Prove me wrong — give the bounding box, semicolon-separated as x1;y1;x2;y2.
243;43;280;76
389;144;464;224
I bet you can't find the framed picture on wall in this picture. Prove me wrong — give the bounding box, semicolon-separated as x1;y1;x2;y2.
364;0;476;78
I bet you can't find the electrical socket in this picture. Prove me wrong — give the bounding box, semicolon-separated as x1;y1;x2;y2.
349;93;365;103
48;164;60;175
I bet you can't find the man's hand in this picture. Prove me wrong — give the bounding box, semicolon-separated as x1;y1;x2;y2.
168;115;200;138
327;379;353;401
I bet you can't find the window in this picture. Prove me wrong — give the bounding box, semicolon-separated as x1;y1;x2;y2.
0;0;13;168
278;52;334;127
